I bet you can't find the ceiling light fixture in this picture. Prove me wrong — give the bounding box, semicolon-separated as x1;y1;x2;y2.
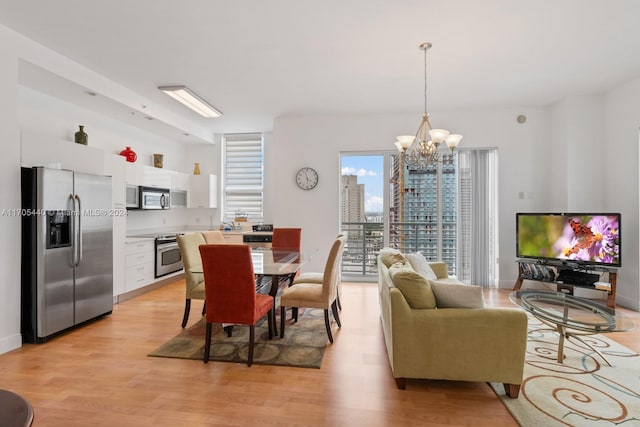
158;85;223;118
395;42;462;169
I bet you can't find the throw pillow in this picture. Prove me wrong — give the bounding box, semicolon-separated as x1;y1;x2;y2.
406;252;438;281
388;263;436;309
379;248;408;268
430;282;485;308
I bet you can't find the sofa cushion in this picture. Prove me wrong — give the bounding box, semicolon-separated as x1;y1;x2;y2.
406;252;438;281
379;248;408;268
388;263;437;309
430;282;485;308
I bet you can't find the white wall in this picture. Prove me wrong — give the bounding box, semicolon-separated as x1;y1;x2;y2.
0;27;21;354
603;76;640;310
553;96;605;210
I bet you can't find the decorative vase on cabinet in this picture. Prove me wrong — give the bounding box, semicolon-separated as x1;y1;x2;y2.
119;146;137;163
193;162;201;175
153;153;164;168
74;125;88;145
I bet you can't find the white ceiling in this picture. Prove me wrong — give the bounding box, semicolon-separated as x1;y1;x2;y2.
1;0;640;139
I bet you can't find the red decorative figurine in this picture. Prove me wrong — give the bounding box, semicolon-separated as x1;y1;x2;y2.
119;146;137;163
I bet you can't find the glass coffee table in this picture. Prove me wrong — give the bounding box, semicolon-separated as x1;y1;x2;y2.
510;290;635;365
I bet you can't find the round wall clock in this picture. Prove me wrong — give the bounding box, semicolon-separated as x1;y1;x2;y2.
295;167;319;190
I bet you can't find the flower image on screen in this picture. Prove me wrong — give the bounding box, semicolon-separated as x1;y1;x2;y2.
516;213;621;267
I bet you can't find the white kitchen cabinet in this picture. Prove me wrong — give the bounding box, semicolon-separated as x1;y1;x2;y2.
169;171;190;208
170;171;190;191
124;239;155;292
104;154;127;297
189;174;217;208
142;165;171;189
125;162;142;186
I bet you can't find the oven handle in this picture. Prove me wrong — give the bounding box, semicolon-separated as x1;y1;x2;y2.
156;241;179;250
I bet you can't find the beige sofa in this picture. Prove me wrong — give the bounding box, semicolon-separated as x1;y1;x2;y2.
377;248;527;398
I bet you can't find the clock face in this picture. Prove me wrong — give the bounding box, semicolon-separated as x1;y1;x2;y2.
296;167;319;190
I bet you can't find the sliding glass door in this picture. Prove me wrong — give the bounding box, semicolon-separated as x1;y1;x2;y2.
340;148;498;286
339;153;385;277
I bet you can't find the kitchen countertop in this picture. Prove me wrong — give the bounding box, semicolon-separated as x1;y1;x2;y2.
126;228;258;239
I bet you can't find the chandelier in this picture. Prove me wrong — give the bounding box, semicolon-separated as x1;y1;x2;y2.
395;42;462;169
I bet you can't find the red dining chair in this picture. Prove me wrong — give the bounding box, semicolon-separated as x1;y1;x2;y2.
199;244;274;366
272;227;302;251
272;227;301;279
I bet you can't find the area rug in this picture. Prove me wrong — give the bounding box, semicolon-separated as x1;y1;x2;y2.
148;309;328;368
490;316;640;426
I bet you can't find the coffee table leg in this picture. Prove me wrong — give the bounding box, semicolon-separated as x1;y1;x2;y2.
557;325;566;363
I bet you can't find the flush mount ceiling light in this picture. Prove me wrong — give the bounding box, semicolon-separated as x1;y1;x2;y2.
395;42;462;169
158;85;223;118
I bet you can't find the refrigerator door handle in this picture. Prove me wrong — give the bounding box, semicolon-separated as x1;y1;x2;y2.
69;194;77;266
74;194;83;265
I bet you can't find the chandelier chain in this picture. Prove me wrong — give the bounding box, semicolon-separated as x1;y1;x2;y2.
423;43;428;115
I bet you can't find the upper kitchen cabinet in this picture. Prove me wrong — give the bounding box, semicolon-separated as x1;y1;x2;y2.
141;165;171;189
169;171;190;209
124;162;142;186
170;171;190;191
189;174;217;208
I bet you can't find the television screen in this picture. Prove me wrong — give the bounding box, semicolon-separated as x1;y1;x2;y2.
516;213;621;267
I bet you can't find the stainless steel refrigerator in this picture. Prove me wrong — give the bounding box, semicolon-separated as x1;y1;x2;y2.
21;166;113;343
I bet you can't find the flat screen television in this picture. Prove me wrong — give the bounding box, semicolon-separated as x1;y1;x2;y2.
516;213;621;267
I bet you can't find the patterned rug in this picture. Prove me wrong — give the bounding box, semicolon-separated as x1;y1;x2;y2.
148;309;328;368
491;316;640;426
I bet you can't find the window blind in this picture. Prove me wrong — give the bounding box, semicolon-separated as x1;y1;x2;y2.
222;134;264;222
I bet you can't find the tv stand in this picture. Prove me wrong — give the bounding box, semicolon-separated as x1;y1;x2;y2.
513;259;617;308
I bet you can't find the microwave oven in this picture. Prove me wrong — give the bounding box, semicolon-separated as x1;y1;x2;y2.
140;186;170;210
126;185;140;209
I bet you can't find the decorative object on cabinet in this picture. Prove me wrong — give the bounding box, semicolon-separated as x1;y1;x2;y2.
119;146;137;163
193;162;201;175
74;125;88;145
153;153;164;168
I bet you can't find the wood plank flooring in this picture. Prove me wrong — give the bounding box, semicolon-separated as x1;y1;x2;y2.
1;280;638;426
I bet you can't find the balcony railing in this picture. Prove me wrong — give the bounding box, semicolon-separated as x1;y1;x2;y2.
341;221;457;277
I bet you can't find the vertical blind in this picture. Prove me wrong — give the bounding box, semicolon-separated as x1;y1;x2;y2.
223;133;264;222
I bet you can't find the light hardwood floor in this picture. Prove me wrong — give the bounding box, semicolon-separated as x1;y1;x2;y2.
1;280;638;426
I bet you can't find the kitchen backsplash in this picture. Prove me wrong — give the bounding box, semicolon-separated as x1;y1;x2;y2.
126;207;220;232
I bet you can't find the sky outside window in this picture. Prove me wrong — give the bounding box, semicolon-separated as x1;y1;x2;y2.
341;155;383;214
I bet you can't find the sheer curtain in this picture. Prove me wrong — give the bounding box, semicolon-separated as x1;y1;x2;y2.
457;149;499;287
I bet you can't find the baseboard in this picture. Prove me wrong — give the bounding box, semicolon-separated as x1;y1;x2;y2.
116;273;184;303
614;293;639;311
0;333;23;355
